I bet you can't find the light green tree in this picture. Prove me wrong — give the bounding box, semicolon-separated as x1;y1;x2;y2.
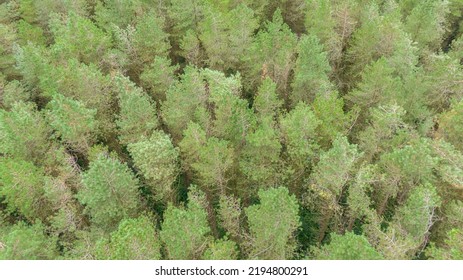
95;215;162;260
128;130;179;202
312;232;383;260
160;186;211;259
77;154;141;231
245;187;300;259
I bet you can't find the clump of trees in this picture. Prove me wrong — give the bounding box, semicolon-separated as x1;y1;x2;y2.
1;0;463;260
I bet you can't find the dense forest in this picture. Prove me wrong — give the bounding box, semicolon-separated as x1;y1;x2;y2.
0;0;463;260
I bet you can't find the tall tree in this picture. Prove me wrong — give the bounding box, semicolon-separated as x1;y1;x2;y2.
245;187;300;259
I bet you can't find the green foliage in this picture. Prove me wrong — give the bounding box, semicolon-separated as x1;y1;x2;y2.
46;94;97;154
0;80;30;109
291;35;332;105
1;0;463;261
246;9;297;95
160;186;211;259
95;215;161;260
191;137;235;196
0;221;58;260
162;66;208;141
0;102;50;163
403;0;449;52
0;158;50;222
115;75;159;145
140;57;179;102
128;130;179;202
312;93;355;147
0;23;18;79
438;98;463;151
113;11;170;76
50;12;112;65
239;122;281;188
77;155;141;231
245;187;300;259
426;228;463;260
203;238;239;260
312;232;383;260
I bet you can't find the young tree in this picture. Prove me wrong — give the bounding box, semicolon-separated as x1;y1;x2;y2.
311;92;355;147
253;77;283;123
160;186;211;259
49;12;112;65
0;158;51;222
402;0;449;52
437;94;463;152
245;187;300;259
203;238;239;260
0;221;58;260
245;9;297;98
127;130;180;202
0;23;18;80
312;232;383;260
280;102;320;190
77;154;141;231
46;94;97;154
161;66;208;141
0;102;51;164
291;34;332;105
115;75;159;146
95;215;162;260
113;11;170;77
191;137;235;197
308;136;361;242
239;122;282;189
140;56;179;102
426;228;463;260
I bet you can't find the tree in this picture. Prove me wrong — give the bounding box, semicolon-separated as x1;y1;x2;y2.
239;122;281;189
426;228;463;260
253;77;283;123
140;56;179;102
113;11;170;77
437;96;463;152
203;238;239;260
0;23;18;79
0;102;51;164
0;221;58;260
160;186;211;259
46;94;97;154
291;34;332;105
191;137;235;197
161;66;208;141
128;130;180;202
49;12;112;65
95;215;162;260
346;58;402;115
402;0;449;52
312;232;383;260
37;59;115;139
115;75;159;146
245;9;297;97
0;80;31;109
311;92;356;147
0;158;51;222
307;136;361;242
77;154;141;231
245;187;300;259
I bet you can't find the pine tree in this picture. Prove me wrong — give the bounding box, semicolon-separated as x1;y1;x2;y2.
245;187;300;259
127;130;180;202
77;154;141;231
160;186;211;259
95;215;162;260
291;34;332;105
